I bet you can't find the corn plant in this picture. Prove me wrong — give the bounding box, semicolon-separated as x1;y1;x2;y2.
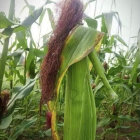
40;0;117;140
0;0;48;132
0;0;140;140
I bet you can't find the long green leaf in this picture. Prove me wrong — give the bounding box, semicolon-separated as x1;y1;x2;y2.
113;35;128;47
14;6;43;32
89;50;118;99
7;78;36;111
84;16;97;29
47;8;55;29
21;7;43;27
9;117;37;140
64;57;96;140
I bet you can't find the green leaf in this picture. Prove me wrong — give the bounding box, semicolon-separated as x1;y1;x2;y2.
39;8;46;25
135;109;140;118
0;114;12;129
13;26;26;33
26;48;35;71
103;12;114;34
0;32;8;39
55;26;103;93
129;29;140;83
8;49;24;57
0;12;14;29
9;49;24;67
123;65;140;71
113;35;128;47
33;48;45;58
64;57;96;140
112;83;132;100
104;12;121;34
94;82;104;94
89;51;118;100
103;47;112;53
84;16;97;29
16;31;27;49
97;118;111;128
13;6;43;32
9;117;37;140
108;65;123;76
44;129;52;137
7;78;36;111
101;15;108;33
118;115;138;121
96;12;122;34
47;8;55;29
114;52;126;65
22;6;43;27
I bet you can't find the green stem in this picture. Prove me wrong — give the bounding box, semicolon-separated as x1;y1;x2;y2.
24;52;27;84
8;0;15;20
9;64;13;91
0;0;15;94
95;75;100;85
0;38;10;94
89;50;118;100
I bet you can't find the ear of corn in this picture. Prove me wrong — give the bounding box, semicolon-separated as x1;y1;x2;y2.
49;26;103;140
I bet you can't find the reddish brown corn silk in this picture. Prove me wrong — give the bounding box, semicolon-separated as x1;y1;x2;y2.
40;0;83;103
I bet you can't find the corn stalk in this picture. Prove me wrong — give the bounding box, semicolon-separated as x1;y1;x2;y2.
0;0;15;94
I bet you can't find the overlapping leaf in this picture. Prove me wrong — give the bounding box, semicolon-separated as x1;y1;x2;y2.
55;26;103;93
0;12;15;29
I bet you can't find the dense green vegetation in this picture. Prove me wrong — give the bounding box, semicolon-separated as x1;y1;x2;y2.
0;0;140;140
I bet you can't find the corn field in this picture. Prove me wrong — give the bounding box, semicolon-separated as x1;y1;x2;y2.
0;0;140;140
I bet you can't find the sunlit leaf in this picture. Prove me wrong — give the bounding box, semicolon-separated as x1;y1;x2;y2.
113;35;128;47
55;26;103;93
13;6;43;32
47;8;55;29
84;16;97;29
0;12;14;29
39;8;46;25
